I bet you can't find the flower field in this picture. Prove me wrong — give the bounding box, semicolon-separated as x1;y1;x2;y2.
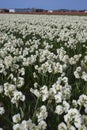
0;14;87;130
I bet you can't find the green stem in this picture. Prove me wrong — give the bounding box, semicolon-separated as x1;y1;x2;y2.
32;97;40;122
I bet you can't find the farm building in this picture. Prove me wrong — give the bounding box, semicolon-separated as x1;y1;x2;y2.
9;9;15;13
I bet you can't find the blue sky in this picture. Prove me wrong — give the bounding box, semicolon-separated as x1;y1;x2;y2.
0;0;87;10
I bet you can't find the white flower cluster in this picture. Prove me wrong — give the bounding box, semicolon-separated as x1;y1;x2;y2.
0;107;5;115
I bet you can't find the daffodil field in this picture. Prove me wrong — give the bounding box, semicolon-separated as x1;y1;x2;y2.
0;14;87;130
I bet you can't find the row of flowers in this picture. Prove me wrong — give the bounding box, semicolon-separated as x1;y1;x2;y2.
0;14;87;130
